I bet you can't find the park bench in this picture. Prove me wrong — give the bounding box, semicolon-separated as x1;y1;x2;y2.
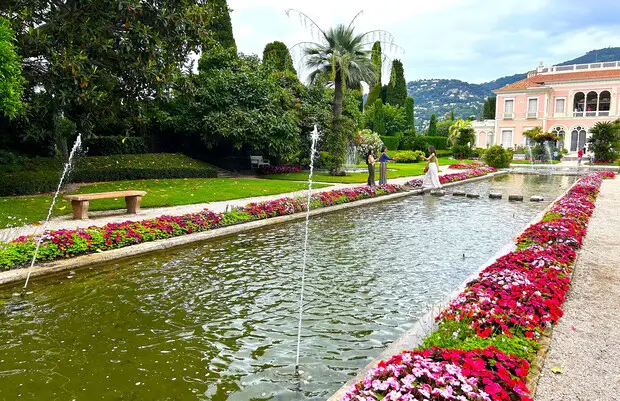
250;155;270;169
63;190;147;220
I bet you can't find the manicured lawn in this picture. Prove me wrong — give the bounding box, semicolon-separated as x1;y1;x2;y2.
0;178;329;229
267;158;475;183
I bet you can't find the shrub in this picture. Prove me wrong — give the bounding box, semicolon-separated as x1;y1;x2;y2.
379;135;399;151
83;136;149;156
484;145;513;168
424;136;449;150
390;150;423;163
451;144;474;159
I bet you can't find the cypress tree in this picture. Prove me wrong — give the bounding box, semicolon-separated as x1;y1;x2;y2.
386;59;407;107
483;96;496;120
206;0;236;51
262;41;296;73
427;114;437;136
405;96;415;130
364;41;382;110
373;99;386;135
450;110;455;121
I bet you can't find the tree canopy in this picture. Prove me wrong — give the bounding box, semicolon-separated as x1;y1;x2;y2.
427;114;438;136
386;59;407;107
0;17;24;119
262;41;296;73
483;96;496;120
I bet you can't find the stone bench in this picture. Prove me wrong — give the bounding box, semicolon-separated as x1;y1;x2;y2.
64;191;147;220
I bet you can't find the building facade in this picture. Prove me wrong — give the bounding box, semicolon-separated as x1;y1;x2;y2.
474;61;620;154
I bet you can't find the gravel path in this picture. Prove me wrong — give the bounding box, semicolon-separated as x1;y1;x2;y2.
535;178;620;401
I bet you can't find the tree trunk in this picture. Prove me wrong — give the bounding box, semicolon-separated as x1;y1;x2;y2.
329;69;345;175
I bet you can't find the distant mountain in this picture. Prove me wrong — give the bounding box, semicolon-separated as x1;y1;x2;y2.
408;47;620;131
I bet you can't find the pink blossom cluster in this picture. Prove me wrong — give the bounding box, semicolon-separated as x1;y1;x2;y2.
408;167;497;188
258;165;303;175
342;347;531;401
448;161;486;169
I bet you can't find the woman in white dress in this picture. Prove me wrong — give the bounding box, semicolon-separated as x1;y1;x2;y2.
421;146;442;189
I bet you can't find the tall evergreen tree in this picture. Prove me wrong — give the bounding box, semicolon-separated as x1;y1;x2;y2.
386;59;407;107
405;96;415;130
364;41;382;110
262;41;296;73
206;0;237;50
372;99;386;135
450;110;455;121
427;114;437;136
483;96;496;120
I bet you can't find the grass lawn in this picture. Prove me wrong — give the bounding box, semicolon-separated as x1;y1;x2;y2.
267;158;475;184
0;178;329;229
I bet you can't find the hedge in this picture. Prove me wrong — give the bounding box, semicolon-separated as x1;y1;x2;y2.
0;154;217;196
423;136;449;150
83;136;149;156
379;135;400;150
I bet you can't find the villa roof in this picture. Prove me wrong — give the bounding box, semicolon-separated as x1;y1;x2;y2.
496;69;620;92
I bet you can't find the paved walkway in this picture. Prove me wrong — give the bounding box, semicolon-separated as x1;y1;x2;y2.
535;177;620;400
0;169;444;242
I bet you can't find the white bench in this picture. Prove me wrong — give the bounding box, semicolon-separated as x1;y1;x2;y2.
250;155;270;169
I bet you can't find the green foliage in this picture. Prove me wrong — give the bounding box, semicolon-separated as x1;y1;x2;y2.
165;48;300;159
386;59;407;107
588;120;620;162
262;41;296;73
423;136;449;150
523;126;560;144
0;154;216;196
365;99;407;136
84;137;149;156
448;119;474;146
0;17;24;118
364;41;383;110
206;0;237;50
435;119;453;138
390;150;423;163
484;145;513;168
380;136;400;150
4;0;218;137
421;319;540;362
483;96;496;120
427;114;438;136
367;99;386;135
221;209;257;225
404;97;415;130
451;144;474;159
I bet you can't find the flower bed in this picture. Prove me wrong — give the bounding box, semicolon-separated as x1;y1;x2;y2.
408;166;497;188
342;172;614;401
448;161;486;169
257;165;303;175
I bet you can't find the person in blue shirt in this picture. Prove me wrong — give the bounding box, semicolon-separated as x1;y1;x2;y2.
378;146;394;185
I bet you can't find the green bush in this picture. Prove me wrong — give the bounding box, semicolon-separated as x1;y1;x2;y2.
0;154;217;196
390;150;423;163
424;136;449;150
380;135;400;151
451;144;474;159
484;145;513;168
83;136;149;156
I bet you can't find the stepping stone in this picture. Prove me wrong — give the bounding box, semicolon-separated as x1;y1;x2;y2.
509;194;524;201
430;190;446;196
466;193;480;198
530;195;545;202
489;193;503;199
452;191;466;196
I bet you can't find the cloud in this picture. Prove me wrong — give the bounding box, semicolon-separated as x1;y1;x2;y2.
228;0;620;84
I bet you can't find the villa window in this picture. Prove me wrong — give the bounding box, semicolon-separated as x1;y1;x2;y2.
551;126;565;150
501;129;513;148
527;98;538;118
570;125;587;152
573;92;585;116
486;132;494;147
599;91;611;116
554;98;565;114
503;99;514;119
586;92;598;116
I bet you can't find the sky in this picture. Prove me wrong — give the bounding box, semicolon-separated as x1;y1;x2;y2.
227;0;620;85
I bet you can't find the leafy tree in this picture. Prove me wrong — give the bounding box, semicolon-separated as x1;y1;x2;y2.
0;17;24;119
262;41;296;73
365;99;407;136
448;119;473;146
436;119;453;138
588;121;619;162
404;96;414;130
289;10;393;173
367;99;386;135
386;59;407;107
364;41;382;110
483;96;496;120
164;48;300;159
485;145;512;168
427;114;437;136
206;0;236;50
523;126;560;145
3;0;218;140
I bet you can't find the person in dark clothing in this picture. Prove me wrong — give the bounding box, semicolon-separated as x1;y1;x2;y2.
366;146;376;187
378;146;394;185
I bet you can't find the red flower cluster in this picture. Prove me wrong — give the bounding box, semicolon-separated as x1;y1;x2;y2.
448;161;486;169
408;167;497;188
343;347;532;401
257;165;303;175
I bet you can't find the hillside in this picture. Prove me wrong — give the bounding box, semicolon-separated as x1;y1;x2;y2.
408;47;620;131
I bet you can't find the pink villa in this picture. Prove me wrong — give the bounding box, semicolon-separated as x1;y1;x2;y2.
473;60;620;155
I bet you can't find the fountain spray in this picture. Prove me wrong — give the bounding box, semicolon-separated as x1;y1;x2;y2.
295;125;320;377
23;134;83;289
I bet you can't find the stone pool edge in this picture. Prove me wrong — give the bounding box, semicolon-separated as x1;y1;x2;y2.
0;171;507;287
326;174;581;401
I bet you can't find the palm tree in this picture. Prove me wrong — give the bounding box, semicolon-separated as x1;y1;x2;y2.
448;119;473;146
287;10;398;173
